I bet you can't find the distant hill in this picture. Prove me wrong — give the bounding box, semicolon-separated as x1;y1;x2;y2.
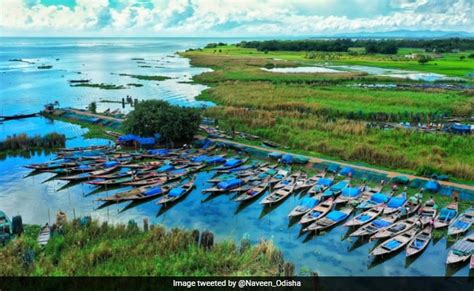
312;30;474;39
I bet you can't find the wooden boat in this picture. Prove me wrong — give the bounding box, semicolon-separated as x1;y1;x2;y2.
98;182;177;202
356;188;392;210
371;228;418;256
212;157;248;171
203;178;248;193
321;179;350;199
383;192;407;215
274;172;300;189
470;255;474;270
217;162;260;174
288;196;320;218
434;201;458;229
87;171;155;186
344;206;384;227
406;225;432;257
334;184;364;204
448;207;474;236
446;234;474;264
157;177;196;205
60;166;119;181
122;176;168;187
294;173;322;192
299;198;334;225
260;181;296;205
0;113;37;121
403;195;422;217
370;216;417;240
304;207;353;233
307;177;333;196
234;180;270;202
269;168;291;184
37;224;51;247
419;200;438;226
208;173;237;183
349;214;398;237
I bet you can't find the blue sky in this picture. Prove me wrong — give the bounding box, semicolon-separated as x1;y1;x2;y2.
1;0;472;36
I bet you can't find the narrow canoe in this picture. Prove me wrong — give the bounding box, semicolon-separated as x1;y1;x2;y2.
370;216;417;240
349;214;398;237
406;225;432;257
157;177;196;205
299;198;334;225
383;192;407;215
448;207;474;236
234;181;270;202
372;227;418;256
344;206;384;227
446;234;474;264
260;182;296;205
98;182;177;202
304;207;353;233
433;201;458;229
288;195;321;218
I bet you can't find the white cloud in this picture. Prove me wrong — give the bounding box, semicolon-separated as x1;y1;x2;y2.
0;0;472;36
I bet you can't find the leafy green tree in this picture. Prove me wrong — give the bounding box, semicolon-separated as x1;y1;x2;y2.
418;55;431;65
459;55;466;61
88;102;97;113
122;100;201;143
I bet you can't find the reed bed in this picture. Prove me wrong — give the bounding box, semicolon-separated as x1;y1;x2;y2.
0;220;288;276
0;133;66;151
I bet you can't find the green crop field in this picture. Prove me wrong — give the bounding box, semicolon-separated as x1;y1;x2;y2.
182;46;474;181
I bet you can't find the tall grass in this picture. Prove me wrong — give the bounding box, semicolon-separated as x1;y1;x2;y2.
0;220;288;276
0;133;66;151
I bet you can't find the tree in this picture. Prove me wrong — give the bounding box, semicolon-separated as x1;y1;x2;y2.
122;100;201;143
459;55;466;61
88;102;97;113
418;55;431;65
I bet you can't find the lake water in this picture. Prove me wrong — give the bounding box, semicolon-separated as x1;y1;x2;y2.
0;38;472;277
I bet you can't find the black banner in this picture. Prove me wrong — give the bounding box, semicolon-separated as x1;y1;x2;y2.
0;277;473;291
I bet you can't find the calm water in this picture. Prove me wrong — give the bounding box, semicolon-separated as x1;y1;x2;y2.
0;38;472;277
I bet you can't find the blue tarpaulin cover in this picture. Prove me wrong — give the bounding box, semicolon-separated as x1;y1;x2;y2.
340;167;354;176
371;193;389;203
326;210;348;222
157;164;174;172
358;214;372;222
301;197;319;208
327;164;340;173
136;137;155;145
217;178;242;190
269;152;282;159
373;219;391;228
224;158;241;167
439;208;457;220
148;149;170;156
281;154;293;164
330;180;349;191
317;178;333;186
387;195;406;208
384;240;402;250
169;188;185;197
118;134;139;143
341;187;361;197
104;161;118;168
144;187;162;196
192;155;209;163
206;156;226;164
424;180;440;192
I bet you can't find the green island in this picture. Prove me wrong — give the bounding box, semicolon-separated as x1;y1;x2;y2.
118;73;171;81
181;43;474;182
0;220;288;276
70;83;127;90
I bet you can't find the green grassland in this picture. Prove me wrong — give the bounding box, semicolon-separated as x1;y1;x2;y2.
182;46;474;181
0;221;287;276
192;45;474;78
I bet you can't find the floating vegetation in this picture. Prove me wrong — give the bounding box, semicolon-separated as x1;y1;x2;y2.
70;83;126;90
131;57;145;60
127;83;143;87
138;65;152;68
118;73;171;81
68;79;90;83
37;65;53;69
8;58;35;64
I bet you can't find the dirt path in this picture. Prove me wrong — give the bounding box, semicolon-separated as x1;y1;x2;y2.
211;137;474;192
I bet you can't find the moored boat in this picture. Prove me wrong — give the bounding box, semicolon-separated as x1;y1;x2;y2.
345;206;384;227
234;180;270;202
370;216;417;240
274;172;300;189
98;182;177;202
260;181;296;205
406;225;432;257
356;191;391;210
308;177;333;196
157;176;196;205
59;166;119;181
349;214;398;237
299;198;334;225
321;179;350;199
334;184;364;204
203;178;248;193
446;234;474;264
419;199;438;226
383;192;407;215
304;207;353;233
448;207;474;236
371;227;418;256
288;196;320;218
294;173;322;192
433;201;458;229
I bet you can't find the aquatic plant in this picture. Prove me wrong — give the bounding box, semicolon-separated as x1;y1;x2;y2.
0;221;289;276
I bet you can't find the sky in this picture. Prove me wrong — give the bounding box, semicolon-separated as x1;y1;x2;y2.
0;0;472;36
